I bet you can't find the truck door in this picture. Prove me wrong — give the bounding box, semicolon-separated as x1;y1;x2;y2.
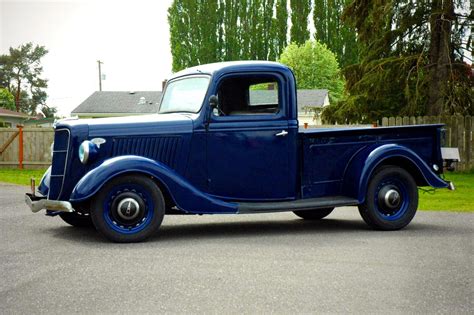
206;73;292;200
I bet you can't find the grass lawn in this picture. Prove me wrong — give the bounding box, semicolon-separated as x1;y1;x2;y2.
418;171;474;212
0;168;472;212
0;168;47;187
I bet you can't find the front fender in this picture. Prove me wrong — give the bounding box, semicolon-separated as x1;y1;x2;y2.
343;144;449;203
70;155;238;214
38;166;51;196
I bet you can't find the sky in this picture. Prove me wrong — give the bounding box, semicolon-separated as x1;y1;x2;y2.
1;0;174;116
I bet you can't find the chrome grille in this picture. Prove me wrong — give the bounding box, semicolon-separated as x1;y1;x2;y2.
49;128;70;200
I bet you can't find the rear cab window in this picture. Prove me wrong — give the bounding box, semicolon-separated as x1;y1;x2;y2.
213;75;281;117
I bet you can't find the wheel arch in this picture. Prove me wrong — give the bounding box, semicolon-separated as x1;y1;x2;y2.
376;156;428;186
343;144;449;203
76;169;176;211
69;155;237;214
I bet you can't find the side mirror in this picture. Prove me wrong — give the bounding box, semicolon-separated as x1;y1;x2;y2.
209;95;218;109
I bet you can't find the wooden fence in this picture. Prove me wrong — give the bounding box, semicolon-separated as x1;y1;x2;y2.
381;116;473;171
0;127;54;168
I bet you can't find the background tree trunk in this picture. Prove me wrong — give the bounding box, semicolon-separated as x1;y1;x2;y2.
15;78;20;112
427;0;455;116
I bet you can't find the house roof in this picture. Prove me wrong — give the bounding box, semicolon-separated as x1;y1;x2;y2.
297;89;329;110
71;91;162;115
71;89;329;115
0;108;30;118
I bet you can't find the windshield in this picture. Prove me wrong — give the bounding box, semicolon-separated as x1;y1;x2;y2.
159;76;210;113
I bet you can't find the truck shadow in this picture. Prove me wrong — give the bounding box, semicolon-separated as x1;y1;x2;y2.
48;217;442;244
155;218;368;242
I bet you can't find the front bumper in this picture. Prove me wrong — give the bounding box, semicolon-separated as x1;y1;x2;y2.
25;193;74;213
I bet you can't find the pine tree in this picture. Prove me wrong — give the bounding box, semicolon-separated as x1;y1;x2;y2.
322;0;472;124
0;43;49;114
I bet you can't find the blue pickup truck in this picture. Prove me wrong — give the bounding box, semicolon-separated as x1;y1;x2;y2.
26;61;454;242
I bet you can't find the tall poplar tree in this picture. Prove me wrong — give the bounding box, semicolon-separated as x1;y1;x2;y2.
313;0;358;67
169;0;290;71
290;0;311;44
273;0;288;59
168;0;221;72
222;0;241;60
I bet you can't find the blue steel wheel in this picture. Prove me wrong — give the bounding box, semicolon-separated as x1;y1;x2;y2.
91;174;165;242
358;166;418;230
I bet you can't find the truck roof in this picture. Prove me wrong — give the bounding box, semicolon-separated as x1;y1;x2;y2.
169;61;293;81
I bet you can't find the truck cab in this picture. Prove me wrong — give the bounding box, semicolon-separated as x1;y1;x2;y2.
25;61;453;242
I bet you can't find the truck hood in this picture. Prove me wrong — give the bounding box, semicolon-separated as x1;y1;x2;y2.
56;113;194;137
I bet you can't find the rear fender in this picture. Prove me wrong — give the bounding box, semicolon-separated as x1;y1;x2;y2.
69;155;237;214
343;144;449;203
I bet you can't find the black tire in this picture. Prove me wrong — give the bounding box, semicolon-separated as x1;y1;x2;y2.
358;165;418;230
91;174;165;243
59;212;92;227
293;207;334;220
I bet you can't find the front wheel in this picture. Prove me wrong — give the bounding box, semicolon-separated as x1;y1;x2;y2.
91;174;165;242
358;166;418;230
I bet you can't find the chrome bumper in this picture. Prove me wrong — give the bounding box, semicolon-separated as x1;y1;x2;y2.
25;193;74;213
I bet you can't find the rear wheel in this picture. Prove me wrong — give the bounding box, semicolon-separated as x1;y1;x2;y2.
91;174;165;242
358;166;418;230
293;207;334;220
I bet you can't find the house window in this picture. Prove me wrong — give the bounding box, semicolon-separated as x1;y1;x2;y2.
3;122;12;128
215;76;280;116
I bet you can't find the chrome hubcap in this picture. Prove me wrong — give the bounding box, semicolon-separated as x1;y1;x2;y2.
117;198;140;220
380;188;401;209
384;189;401;208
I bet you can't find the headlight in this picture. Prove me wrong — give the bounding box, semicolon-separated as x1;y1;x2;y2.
78;138;105;164
78;140;98;164
78;141;89;164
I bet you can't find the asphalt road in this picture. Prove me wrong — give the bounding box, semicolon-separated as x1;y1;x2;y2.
1;183;473;314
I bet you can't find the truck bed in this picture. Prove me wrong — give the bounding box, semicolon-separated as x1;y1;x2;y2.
299;124;444;199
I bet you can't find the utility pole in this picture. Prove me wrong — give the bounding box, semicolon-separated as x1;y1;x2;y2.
97;60;103;91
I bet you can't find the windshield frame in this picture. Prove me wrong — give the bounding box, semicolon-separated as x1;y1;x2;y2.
158;74;211;114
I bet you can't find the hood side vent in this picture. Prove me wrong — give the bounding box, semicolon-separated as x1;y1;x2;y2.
112;136;182;169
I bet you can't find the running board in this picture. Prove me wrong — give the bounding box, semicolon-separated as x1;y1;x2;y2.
237;196;358;214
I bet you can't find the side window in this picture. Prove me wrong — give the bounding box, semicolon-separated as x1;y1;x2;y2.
215;76;280;116
248;82;279;112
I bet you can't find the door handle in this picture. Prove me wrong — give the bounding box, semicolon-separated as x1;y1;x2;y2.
275;130;288;137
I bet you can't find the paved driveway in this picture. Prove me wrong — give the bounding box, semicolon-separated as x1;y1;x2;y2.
1;183;472;314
